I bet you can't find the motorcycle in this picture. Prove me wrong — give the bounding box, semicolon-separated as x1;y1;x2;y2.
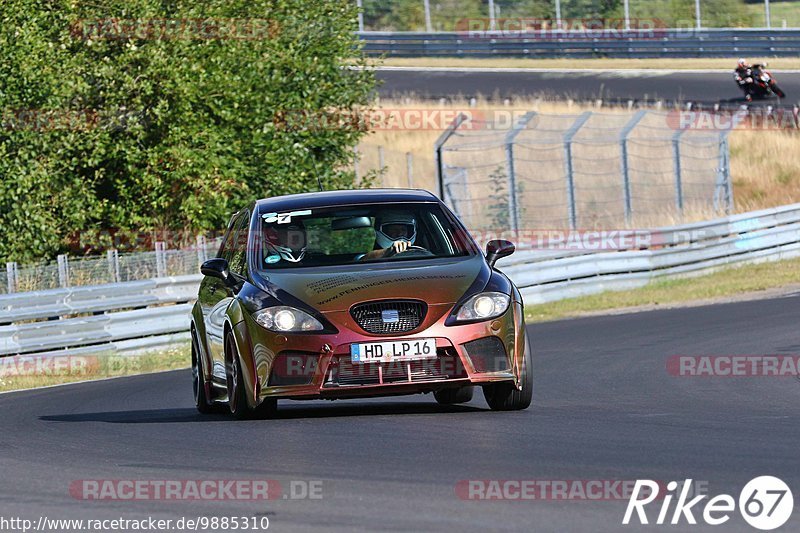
738;63;786;100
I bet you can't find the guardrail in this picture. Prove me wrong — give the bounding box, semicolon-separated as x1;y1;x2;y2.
359;29;800;58
0;275;200;358
496;202;800;303
2;202;800;358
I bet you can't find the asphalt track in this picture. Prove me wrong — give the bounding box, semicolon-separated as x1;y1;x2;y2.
376;67;800;104
2;294;800;532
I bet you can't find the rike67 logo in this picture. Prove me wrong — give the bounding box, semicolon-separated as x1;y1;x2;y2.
623;476;793;530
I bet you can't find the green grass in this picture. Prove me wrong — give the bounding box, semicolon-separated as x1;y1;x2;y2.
745;1;800;28
0;344;190;393
525;256;800;322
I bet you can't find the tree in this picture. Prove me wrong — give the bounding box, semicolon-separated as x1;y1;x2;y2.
0;0;375;262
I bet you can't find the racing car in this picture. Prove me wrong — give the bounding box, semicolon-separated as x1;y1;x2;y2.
191;189;532;418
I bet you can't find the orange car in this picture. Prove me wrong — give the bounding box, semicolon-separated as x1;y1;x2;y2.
191;189;532;419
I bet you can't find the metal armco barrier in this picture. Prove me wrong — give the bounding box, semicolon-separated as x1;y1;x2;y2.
0;275;200;357
3;202;800;357
495;202;800;303
359;29;800;58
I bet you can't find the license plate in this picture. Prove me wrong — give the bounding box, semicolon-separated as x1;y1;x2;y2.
350;338;437;364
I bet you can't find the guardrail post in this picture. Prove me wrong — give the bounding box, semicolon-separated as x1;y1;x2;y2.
619;110;648;225
504;111;537;234
715;131;734;214
155;241;167;278
107;249;120;283
562;112;593;230
672;127;686;215
434;113;467;200
406;152;414;188
57;254;70;288
6;262;17;293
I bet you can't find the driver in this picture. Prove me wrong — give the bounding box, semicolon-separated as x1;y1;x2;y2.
263;221;307;263
359;211;418;260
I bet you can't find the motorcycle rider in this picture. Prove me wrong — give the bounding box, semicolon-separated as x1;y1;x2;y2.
734;58;754;102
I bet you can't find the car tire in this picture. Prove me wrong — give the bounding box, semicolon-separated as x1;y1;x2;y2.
192;331;214;415
226;333;252;420
483;332;532;411
434;386;474;405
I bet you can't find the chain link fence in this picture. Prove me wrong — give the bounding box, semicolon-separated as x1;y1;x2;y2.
1;237;222;295
436;109;732;231
358;0;799;31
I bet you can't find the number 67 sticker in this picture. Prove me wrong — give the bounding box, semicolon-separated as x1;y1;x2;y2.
739;476;794;531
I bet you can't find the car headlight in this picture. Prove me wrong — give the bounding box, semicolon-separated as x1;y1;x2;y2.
455;292;510;322
253;306;323;332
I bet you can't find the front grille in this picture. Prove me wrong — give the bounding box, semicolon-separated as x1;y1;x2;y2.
461;336;509;373
350;300;427;335
324;348;467;387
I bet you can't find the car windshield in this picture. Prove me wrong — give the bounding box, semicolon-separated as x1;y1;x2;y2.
255;203;476;270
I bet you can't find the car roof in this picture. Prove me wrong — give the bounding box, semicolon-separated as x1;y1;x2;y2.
254;189;439;212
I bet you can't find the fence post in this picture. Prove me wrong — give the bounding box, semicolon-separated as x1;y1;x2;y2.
378;145;386;187
155;241;167;278
619;110;648;225
353;145;360;185
423;0;432;32
672;128;686;215
6;262;17;293
406;152;414;188
504;111;537;234
196;235;208;266
715;131;734;214
562;112;593;230
434;113;468;200
107;249;120;283
57;254;70;288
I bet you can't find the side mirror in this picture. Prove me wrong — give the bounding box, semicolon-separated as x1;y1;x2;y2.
485;239;515;268
201;258;232;284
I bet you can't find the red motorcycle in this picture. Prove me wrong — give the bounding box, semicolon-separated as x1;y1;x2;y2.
739;63;786;100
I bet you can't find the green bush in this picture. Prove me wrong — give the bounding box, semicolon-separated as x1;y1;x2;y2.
0;0;375;263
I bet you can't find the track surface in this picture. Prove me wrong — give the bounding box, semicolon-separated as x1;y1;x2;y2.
377;67;800;103
2;295;800;531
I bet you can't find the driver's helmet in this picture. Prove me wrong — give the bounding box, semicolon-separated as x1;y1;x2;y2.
263;220;307;263
374;211;417;249
737;58;748;68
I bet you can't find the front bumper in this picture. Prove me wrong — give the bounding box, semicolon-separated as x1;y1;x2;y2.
236;301;526;406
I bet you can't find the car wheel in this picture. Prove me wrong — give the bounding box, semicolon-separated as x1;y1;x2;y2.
434;386;474;405
483;332;532;411
192;331;213;414
225;333;252;420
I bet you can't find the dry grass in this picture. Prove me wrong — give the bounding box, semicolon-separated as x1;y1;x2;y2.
374;57;800;71
358;97;800;227
525;255;800;323
0;345;189;393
